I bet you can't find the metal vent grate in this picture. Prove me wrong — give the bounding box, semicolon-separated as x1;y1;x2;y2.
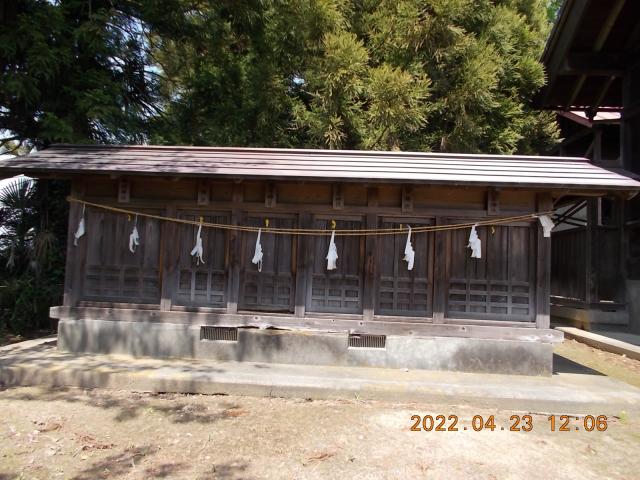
200;326;238;342
348;333;386;349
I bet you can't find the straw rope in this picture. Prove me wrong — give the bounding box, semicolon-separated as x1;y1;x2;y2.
67;197;552;236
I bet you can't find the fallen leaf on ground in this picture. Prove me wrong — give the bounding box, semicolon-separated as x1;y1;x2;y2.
75;433;115;452
34;418;63;433
223;408;248;418
303;451;336;466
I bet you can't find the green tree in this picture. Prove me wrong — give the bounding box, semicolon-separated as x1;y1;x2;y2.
2;0;558;153
546;0;563;22
0;0;161;150
289;0;558;153
150;0;558;153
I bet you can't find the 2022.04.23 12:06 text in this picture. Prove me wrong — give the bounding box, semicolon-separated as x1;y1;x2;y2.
410;415;609;432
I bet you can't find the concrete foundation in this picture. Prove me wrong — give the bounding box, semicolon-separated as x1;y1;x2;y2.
57;319;553;376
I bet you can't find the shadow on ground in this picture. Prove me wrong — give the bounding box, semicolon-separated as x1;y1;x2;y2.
69;445;251;480
553;353;604;375
0;386;246;425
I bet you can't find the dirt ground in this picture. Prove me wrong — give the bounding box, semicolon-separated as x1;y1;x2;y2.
554;338;640;388
0;338;639;479
0;385;637;480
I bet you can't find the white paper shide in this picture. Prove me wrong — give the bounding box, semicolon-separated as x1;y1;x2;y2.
326;230;338;270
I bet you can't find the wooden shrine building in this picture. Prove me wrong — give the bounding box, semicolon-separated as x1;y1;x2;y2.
537;0;640;331
2;144;639;375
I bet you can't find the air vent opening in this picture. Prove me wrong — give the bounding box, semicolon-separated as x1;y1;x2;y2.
348;333;386;349
200;326;239;342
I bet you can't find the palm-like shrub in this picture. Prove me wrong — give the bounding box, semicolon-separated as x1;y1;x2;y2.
0;177;68;334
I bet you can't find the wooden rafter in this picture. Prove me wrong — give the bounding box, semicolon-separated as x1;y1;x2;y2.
567;0;626;110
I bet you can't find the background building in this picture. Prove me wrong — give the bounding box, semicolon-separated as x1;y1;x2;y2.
537;0;640;331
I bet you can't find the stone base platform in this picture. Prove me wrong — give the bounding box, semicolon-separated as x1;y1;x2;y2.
58;319;554;376
2;337;640;415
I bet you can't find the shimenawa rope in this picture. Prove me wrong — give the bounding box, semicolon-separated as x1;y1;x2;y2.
67;197;552;236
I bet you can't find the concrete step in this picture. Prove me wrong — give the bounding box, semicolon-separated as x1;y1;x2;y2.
1;338;640;415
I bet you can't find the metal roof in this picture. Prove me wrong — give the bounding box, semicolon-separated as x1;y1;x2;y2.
1;144;639;192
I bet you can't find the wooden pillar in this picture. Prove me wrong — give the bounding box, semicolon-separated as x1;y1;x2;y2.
535;193;553;329
585;198;599;305
62;180;86;307
226;184;243;314
159;204;177;311
618;196;628;305
432;216;446;323
294;212;312;317
593;129;603;163
621;65;632;171
363;187;378;321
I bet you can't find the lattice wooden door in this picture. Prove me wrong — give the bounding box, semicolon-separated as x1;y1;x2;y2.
173;211;229;308
82;209;161;303
446;222;535;321
306;217;365;314
239;214;297;312
376;218;434;317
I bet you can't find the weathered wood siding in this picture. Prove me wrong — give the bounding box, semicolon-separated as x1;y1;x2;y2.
308;217;365;314
174;211;229;308
82;208;161;303
446;223;535;322
551;228;587;302
377;217;434;317
240;214;297;312
551;224;624;304
66;176;547;329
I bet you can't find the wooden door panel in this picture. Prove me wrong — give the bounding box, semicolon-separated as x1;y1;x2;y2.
82;210;161;303
446;222;535;321
307;217;365;314
376;219;434;317
239;215;297;312
173;211;229;308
